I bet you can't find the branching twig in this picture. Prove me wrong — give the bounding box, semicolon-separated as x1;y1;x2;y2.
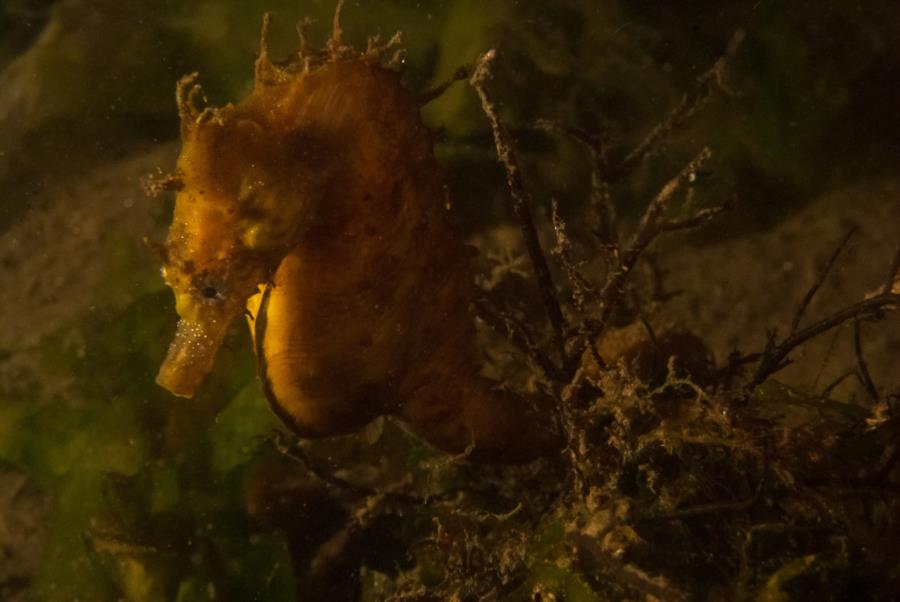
612;30;744;179
642;481;763;522
571;534;689;602
471;50;569;372
473;296;563;382
658;196;734;233
750;291;900;388
790;228;855;334
550;199;596;314
883;243;900;294
853;319;879;402
271;431;466;509
535;119;619;253
533;120;602;151
820;369;855;398
271;431;371;500
594;148;714;330
642;251;683;302
419;65;470;106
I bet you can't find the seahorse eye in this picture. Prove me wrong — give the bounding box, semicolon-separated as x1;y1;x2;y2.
201;286;220;299
193;272;226;301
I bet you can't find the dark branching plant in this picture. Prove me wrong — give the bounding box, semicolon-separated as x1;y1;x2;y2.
266;27;900;602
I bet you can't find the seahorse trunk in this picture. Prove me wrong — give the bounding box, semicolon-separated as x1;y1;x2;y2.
242;59;560;460
251;239;560;462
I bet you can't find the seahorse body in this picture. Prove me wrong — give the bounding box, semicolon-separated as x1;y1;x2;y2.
155;16;558;462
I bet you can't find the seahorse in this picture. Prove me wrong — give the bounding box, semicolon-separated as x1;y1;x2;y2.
154;9;559;463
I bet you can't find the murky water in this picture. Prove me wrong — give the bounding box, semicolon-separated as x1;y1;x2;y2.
2;2;899;600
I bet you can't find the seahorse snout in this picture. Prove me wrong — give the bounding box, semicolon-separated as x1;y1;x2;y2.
156;312;232;398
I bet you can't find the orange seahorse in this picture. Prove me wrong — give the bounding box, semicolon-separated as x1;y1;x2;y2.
154;9;559;462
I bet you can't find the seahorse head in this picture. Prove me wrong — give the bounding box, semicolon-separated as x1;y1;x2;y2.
155;8;405;398
155;73;325;398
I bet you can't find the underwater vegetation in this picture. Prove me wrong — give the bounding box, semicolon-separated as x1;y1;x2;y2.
2;1;900;601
